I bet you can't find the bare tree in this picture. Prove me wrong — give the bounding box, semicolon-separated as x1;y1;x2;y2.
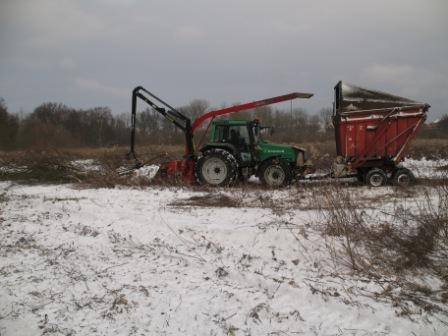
0;98;19;150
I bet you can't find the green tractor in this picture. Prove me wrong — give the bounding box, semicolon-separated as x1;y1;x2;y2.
128;87;313;187
196;119;311;187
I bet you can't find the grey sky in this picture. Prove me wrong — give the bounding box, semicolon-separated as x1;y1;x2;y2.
1;0;447;120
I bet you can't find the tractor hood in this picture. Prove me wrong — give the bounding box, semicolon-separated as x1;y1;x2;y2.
257;141;297;163
259;141;294;154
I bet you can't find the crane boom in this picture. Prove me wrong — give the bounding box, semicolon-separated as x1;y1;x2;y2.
191;92;313;133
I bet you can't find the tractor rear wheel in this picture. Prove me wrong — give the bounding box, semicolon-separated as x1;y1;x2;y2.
392;168;415;187
365;168;387;187
259;160;291;188
196;149;238;186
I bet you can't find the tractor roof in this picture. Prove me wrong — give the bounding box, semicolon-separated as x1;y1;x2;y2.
212;119;252;126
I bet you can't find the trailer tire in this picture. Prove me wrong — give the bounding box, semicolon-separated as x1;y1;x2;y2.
259;159;291;188
196;149;238;186
365;168;387;187
392;168;415;187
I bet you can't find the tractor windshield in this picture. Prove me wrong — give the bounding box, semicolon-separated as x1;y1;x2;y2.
213;124;251;149
229;126;250;148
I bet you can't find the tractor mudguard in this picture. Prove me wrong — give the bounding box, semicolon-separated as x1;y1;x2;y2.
200;143;237;157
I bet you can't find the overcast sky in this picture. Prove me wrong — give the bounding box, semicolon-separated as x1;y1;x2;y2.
1;0;447;119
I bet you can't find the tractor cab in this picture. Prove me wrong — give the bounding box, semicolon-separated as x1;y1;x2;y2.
206;119;259;165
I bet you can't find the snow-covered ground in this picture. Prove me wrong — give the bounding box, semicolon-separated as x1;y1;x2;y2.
402;158;448;179
70;159;102;172
0;180;447;335
132;164;160;180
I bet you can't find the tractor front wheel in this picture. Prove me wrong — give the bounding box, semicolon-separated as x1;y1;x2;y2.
196;149;238;186
259;160;291;188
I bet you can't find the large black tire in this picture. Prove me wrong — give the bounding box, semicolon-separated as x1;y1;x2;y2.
196;149;238;186
259;159;291;188
392;167;415;187
365;168;387;187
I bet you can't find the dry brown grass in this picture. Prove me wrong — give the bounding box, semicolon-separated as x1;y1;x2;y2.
0;149;85;183
64;144;184;161
0;145;184;186
291;141;336;169
293;138;448;163
312;184;448;316
1;137;447;186
314;184;448;275
408;138;448;159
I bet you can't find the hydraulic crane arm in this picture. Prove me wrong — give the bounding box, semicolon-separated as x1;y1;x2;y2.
128;86;194;163
191;92;313;133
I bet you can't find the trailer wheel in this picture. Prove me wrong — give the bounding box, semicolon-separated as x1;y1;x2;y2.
259;159;291;188
392;168;415;187
196;149;238;186
365;168;387;187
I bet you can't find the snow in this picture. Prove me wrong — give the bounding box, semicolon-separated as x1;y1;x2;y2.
402;157;448;179
1;180;447;335
133;164;159;180
0;165;28;175
70;159;102;172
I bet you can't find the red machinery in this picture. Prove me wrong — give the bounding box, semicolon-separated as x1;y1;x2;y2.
332;81;430;186
127;87;311;184
127;83;429;187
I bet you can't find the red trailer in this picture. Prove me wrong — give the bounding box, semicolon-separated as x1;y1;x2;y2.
332;82;430;186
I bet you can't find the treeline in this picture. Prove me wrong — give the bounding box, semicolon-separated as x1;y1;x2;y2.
0;99;128;149
0;97;447;151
